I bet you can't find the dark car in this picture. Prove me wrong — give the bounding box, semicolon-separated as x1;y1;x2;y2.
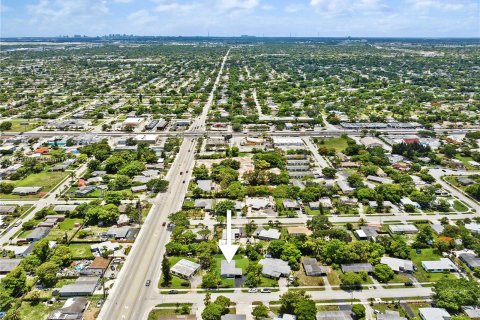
162;222;166;227
169;290;178;294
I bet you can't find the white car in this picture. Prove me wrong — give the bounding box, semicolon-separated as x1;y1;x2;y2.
248;288;257;293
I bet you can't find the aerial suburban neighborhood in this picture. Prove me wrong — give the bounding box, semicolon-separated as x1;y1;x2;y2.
0;34;479;320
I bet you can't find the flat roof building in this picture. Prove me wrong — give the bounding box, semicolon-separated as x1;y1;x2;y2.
380;257;414;273
418;308;451;320
220;260;242;278
171;259;201;279
422;258;458;273
259;258;291;278
302;258;327;276
0;258;21;274
341;263;373;273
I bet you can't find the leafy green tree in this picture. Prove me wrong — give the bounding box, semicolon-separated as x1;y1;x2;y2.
201;296;230;320
146;179;169;192
1;267;27;296
294;298;317;320
279;290;314;316
36;261;59;287
215;200;236;216
0;121;12;131
307;215;332;234
322;167;337;178
104;155;126;173
413;225;434;248
373;264;394;283
340;272;363;288
352;304;366;319
161;255;172;287
32;239;52;263
50;245;73;267
118;160;146;177
433;279;480;312
252;303;269;319
201;272;221;289
268;239;286;258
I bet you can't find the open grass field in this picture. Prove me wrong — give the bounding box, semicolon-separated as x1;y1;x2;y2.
59;218;83;230
317;137;350;153
18;301;61;320
69;243;94;260
3;119;45;132
0;170;68;199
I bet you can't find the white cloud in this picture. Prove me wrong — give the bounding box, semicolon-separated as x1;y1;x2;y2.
0;4;9;13
405;0;469;12
27;0;109;22
285;3;303;13
153;0;198;12
216;0;260;11
310;0;386;16
127;9;159;25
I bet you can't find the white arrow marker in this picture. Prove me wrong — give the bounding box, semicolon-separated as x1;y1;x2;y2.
219;210;239;263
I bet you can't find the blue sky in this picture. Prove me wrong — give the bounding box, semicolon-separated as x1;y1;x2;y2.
1;0;479;37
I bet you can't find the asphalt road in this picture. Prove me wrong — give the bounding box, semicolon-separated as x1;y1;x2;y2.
98;48;230;320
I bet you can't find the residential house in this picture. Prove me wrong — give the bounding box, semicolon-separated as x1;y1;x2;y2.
255;228;281;241
389;225;418;234
26;227;51;242
341;263;373;274
259;258;291;278
421;258;458;273
56;276;100;297
418;308;451;320
194;199;213;212
287;226;312;237
47;297;88;320
220;260;242;278
171;259;201;279
0;259;21;274
302;258;327;276
380;257;414;273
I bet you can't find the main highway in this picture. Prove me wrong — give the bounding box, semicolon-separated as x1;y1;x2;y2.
97;49;230;320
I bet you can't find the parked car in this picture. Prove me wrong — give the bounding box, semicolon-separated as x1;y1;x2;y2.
248;288;257;293
260;288;271;293
169;290;178;294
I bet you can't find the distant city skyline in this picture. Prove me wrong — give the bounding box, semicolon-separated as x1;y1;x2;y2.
1;0;479;38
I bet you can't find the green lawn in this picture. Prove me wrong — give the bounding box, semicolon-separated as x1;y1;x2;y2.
318;137;349;153
14;170;68;189
387;273;411;284
69;243;94;260
405;302;432;319
0;170;69;199
327;269;341;286
148;308;192;319
453;200;469;212
3;119;44;132
18;301;61;320
59;218;83;230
